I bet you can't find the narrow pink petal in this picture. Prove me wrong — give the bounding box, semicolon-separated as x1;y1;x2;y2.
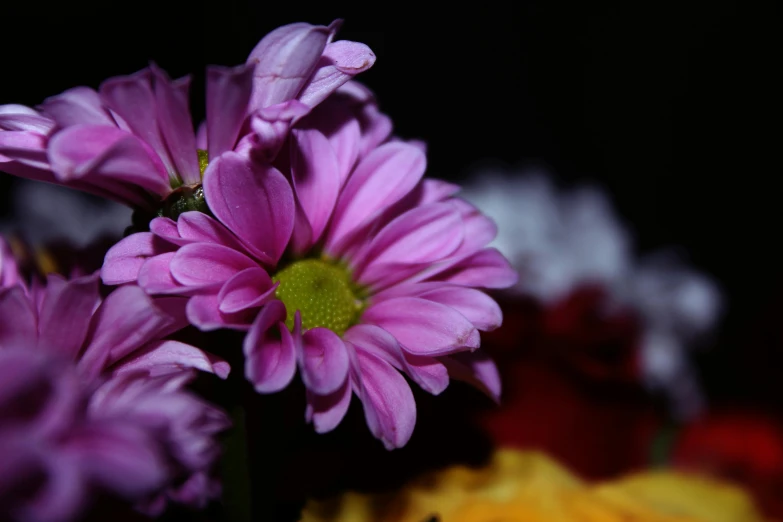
177;211;246;250
402;353;450;395
99;68;176;176
344;324;448;395
170;243;256;288
248;100;311;161
65;423;167;498
441;351;501;403
138;252;186;294
149;217;191;246
48;124;170;196
111;339;230;378
101;232;174;286
202;152;294;264
243;301;296;393
79;286;180;377
0;131;53;170
354;202;463;283
290;127;340;243
351;345;416;449
326;142;426;253
362;297;479;356
298;327;349;395
39;87;115;127
0;286;37;348
0;107;55;133
150;65;200;185
438;248;519;289
206;64;254;158
186;293;254;331
298;40;376;108
416;286;502;331
217;267;276;313
37;274;101;359
305;378;352;433
450;198;498;258
246;22;331;111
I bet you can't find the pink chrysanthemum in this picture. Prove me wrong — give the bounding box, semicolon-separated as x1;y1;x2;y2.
0;21;374;215
103;84;517;449
0;239;229;520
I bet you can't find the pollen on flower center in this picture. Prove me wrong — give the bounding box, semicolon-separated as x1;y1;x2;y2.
272;259;363;336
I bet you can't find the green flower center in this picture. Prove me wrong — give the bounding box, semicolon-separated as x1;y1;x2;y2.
272;259;363;335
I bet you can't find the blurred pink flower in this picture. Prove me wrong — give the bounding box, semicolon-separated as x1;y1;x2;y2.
0;21;374;213
0;249;229;519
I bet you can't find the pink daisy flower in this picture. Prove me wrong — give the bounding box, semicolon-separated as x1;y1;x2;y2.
102;83;517;449
0;239;230;519
0;21;374;215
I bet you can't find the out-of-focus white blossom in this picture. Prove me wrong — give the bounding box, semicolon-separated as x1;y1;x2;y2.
460;168;723;419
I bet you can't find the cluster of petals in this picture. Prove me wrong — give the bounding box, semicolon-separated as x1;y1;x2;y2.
0;21;375;210
103;83;518;449
0;239;230;520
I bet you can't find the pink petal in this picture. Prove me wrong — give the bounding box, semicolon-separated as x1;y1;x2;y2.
0;110;54;134
206;63;254;158
305;378;352;433
150;65;200;185
177;211;246;250
102;232;173;286
186;293;253;331
354;202;464;287
439;248;519;289
100;68;176;177
350;345;416;450
326;142;426;253
416;286;502;331
37;274;101;359
249;100;311;161
298;40;376;108
402;353;450;395
441;351;501;403
246;22;332;111
0;130;54;170
450;198;498;259
138;252;186;294
297;327;350;395
217;267;276;313
243;301;296;393
79;286;182;378
149;217;191;246
65;423;167;498
39;87;115;127
344;324;449;395
202;152;294;264
290;127;340;244
170;243;256;288
111;339;230;379
48;124;170;196
362;297;479;356
0;286;37;348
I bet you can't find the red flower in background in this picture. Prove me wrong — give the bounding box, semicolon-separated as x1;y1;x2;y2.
479;290;660;479
672;410;783;519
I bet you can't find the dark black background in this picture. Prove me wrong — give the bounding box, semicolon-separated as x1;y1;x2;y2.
1;3;780;402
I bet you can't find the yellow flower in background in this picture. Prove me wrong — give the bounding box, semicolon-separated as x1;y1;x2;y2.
300;449;768;522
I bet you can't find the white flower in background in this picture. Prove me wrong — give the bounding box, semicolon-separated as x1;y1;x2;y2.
460;168;723;419
0;178;132;248
460;172;633;302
